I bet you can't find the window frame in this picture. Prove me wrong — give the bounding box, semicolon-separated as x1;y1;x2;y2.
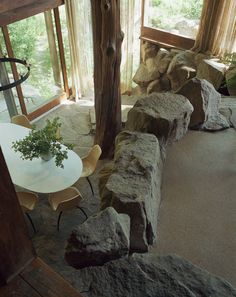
0;3;70;121
141;0;197;50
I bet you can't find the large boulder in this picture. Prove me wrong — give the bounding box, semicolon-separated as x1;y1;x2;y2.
196;59;226;90
177;78;230;130
100;131;163;252
167;50;197;91
69;253;236;297
141;41;159;62
125;92;193;144
133;63;160;87
65;207;130;269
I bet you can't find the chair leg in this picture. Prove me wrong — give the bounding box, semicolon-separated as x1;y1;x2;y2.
57;211;63;231
77;206;88;222
86;177;94;196
25;213;36;233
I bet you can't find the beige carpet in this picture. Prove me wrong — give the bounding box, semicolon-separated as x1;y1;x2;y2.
151;129;236;286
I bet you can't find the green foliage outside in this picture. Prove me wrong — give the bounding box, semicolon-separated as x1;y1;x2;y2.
0;12;68;104
12;117;72;168
8;16;44;61
149;0;203;31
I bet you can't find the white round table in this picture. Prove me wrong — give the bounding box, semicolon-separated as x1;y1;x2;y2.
0;123;83;193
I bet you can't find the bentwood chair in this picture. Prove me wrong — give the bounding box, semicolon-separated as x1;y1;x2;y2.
11;114;32;129
16;191;38;233
80;145;102;196
48;186;88;231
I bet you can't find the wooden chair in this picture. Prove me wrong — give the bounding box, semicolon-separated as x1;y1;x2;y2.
80;144;102;196
16;191;38;233
11;114;32;129
48;186;87;231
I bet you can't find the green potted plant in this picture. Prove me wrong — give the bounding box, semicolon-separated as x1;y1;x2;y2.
12;117;72;168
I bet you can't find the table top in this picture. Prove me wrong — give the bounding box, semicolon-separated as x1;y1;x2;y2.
0;123;83;193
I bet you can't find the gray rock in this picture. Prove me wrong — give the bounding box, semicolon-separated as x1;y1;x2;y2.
147;79;162;94
167;50;197;91
69;253;236;297
141;41;159;62
196;59;226;90
99;162;114;210
101;131;163;252
177;78;225;129
125;92;193;144
65;207;130;269
147;75;171;94
158;51;176;74
202;114;230;131
133;63;160;87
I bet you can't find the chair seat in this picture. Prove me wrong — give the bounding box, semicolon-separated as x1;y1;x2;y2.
48;187;83;211
17;192;38;212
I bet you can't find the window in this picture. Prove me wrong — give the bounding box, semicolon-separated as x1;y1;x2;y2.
141;0;204;49
0;3;70;122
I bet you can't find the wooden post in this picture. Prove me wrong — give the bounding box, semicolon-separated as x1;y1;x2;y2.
0;148;35;284
91;0;122;158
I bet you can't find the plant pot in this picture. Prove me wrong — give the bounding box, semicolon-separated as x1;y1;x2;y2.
40;152;52;161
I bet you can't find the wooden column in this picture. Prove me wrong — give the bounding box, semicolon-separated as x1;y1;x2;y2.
0;148;35;284
91;0;122;158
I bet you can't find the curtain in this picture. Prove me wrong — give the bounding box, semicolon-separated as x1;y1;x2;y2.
65;0;141;98
120;0;142;94
65;0;93;99
192;0;236;57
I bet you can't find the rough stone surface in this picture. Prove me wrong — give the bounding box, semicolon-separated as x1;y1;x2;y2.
202;114;230;131
167;50;197;91
141;41;159;62
197;59;226;90
177;78;229;129
99;162;114;210
147;79;162;94
68;253;236;297
125;92;193;144
100;131;163;252
158;51;176;74
133;63;159;87
65;207;130;269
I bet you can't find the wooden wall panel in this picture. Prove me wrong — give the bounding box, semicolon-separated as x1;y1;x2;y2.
0;147;35;284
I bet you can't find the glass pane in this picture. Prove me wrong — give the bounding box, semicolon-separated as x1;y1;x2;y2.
144;0;203;39
8;12;63;113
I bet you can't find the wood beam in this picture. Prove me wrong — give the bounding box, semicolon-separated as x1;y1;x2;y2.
0;148;35;284
91;0;122;158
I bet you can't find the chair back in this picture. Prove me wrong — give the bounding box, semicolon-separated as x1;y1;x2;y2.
11;115;32;129
85;144;102;169
57;195;82;212
49;187;83;212
17;191;38;212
